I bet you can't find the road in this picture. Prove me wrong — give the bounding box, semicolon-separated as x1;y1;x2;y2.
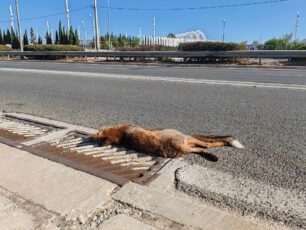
0;61;305;195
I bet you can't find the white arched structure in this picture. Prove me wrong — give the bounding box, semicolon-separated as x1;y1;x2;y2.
141;30;207;47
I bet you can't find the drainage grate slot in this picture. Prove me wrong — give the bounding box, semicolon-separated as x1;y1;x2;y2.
0;116;58;142
33;132;169;186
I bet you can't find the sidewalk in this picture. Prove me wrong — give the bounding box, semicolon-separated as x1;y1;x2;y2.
0;143;288;229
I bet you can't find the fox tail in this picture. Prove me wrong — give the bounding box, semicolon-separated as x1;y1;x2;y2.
192;135;244;149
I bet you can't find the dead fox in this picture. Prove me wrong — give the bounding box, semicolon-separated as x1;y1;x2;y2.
90;124;244;161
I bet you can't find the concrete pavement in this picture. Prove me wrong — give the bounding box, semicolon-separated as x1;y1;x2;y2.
0;143;288;229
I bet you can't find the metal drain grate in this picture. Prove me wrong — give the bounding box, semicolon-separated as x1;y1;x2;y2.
0;116;56;141
0;114;170;186
32;132;169;186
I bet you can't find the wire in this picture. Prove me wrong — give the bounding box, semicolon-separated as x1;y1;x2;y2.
0;5;92;23
99;0;289;11
0;0;289;24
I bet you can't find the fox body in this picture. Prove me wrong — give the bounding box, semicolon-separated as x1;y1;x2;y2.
90;124;244;160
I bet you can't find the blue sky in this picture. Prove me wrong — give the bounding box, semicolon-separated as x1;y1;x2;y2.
0;0;305;43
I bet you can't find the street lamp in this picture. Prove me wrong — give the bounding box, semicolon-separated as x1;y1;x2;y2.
89;13;96;50
81;20;87;49
222;19;226;42
108;0;111;50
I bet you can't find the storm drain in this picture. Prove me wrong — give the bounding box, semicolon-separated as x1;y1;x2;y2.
29;131;168;185
0;113;169;186
0;115;57;141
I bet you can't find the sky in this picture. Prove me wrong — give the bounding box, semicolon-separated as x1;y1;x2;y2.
0;0;305;43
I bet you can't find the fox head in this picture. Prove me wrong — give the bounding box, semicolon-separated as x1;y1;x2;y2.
89;124;131;146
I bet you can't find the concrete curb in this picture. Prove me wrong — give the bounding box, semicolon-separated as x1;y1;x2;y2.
112;182;268;230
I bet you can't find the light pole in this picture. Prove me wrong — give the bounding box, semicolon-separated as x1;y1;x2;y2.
93;0;100;51
81;20;87;49
294;11;300;40
139;27;142;45
153;17;156;48
9;5;14;31
108;0;111;50
65;0;70;30
222;19;226;42
89;14;96;50
15;0;23;51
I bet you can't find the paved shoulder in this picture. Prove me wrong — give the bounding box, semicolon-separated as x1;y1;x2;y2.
176;165;306;228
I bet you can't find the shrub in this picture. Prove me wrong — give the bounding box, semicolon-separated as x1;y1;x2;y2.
24;44;84;60
117;45;176;52
0;45;12;51
178;42;247;64
178;41;247;51
298;44;306;50
24;44;84;52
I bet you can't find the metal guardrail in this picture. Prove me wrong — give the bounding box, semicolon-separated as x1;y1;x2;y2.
0;50;306;58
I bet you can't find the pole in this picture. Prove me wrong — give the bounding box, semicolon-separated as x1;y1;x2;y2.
65;0;70;30
15;0;23;52
222;19;226;42
139;27;142;45
46;20;50;34
92;17;96;50
153;17;156;48
93;0;100;51
9;5;14;31
108;0;111;50
81;21;86;48
294;11;300;40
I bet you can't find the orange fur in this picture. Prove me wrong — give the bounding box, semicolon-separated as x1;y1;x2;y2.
90;124;244;161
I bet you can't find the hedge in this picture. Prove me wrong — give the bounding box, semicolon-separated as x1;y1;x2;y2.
0;45;12;51
298;44;306;50
23;45;84;60
178;41;247;51
24;44;84;52
117;45;176;52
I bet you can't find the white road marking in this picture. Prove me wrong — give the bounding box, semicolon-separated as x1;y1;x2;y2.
1;67;306;90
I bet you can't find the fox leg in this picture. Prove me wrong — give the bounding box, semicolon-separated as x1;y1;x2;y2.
189;147;218;162
188;137;227;148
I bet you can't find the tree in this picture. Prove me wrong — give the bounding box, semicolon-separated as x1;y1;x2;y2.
73;29;80;46
62;27;69;44
23;30;29;46
45;31;52;44
38;35;42;44
4;29;11;44
59;20;63;44
264;34;293;50
0;30;3;45
69;26;74;45
55;31;59;44
167;33;176;38
11;30;20;49
30;27;36;44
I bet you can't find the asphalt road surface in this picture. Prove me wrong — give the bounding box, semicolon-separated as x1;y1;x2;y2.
0;61;305;199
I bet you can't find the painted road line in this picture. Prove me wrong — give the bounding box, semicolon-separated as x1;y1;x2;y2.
1;67;306;90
